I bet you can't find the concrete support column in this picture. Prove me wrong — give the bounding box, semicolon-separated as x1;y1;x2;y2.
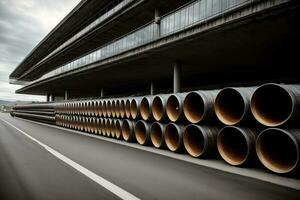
46;94;50;102
173;61;181;93
101;88;105;98
64;90;69;100
150;82;155;95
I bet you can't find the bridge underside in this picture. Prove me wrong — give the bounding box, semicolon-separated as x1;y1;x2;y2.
17;3;300;99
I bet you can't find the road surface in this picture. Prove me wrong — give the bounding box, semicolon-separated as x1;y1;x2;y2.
0;113;299;200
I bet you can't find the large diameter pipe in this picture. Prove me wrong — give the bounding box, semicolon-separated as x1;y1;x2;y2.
215;87;255;125
115;99;121;118
183;125;218;158
125;99;131;118
150;122;166;148
119;99;126;118
152;95;170;121
140;96;154;121
251;83;300;127
121;119;135;142
114;120;123;139
166;93;186;122
102;100;107;117
107;100;112;117
256;128;300;174
134;120;151;145
217;126;257;166
183;90;218;124
12;112;56;124
165;123;184;152
111;99;116;118
130;97;142;120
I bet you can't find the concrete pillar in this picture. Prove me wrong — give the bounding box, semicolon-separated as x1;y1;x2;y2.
50;94;55;102
173;61;181;93
150;82;155;95
101;88;105;98
46;94;50;102
64;90;69;100
154;9;160;23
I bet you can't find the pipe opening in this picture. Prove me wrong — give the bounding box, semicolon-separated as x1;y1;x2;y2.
150;123;163;148
102;101;107;117
107;101;112;117
135;121;148;145
183;125;204;157
125;99;131;118
130;99;138;119
120;100;125;118
111;100;116;117
166;96;181;122
115;121;122;139
141;98;151;120
251;84;293;126
183;92;204;123
122;120;131;141
152;96;164;121
215;89;245;125
218;127;248;166
115;100;120;117
165;124;180;151
257;129;298;173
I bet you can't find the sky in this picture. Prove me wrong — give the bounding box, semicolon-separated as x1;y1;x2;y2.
0;0;81;102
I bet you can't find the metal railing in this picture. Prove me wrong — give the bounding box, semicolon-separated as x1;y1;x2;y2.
33;0;251;83
33;0;134;68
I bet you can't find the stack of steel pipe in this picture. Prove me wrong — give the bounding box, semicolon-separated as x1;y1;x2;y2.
11;83;300;177
11;102;56;124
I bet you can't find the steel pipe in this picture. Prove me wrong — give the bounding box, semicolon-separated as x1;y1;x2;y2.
251;83;300;127
152;94;170;121
217;126;257;166
166;93;186;122
183;125;218;158
165;123;184;152
121;119;135;142
111;99;116;118
130;97;142;120
183;90;217;124
140;96;154;121
150;122;166;148
119;99;126;118
256;128;300;174
125;99;131;118
114;119;123;139
134;120;151;145
215;87;255;125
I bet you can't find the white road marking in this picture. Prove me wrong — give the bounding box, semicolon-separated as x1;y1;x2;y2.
0;118;140;200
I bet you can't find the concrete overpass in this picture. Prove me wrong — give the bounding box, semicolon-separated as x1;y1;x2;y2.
16;0;300;99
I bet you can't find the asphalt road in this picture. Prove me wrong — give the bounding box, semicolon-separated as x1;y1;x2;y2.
0;113;299;200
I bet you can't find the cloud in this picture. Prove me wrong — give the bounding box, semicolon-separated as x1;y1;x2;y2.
0;0;80;101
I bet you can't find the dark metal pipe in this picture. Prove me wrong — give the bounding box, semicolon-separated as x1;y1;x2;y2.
217;126;257;166
256;128;300;174
121;119;135;142
134;120;151;145
166;93;186;122
165;123;184;152
150;122;166;148
183;125;218;158
183;90;218;124
251;83;300;127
